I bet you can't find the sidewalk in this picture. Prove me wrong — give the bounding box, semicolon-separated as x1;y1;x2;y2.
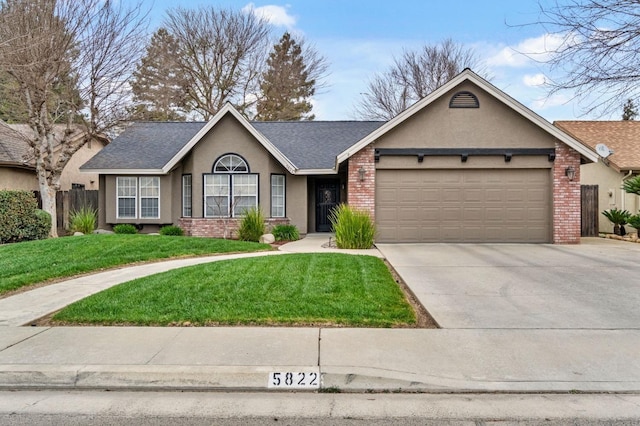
1;235;639;393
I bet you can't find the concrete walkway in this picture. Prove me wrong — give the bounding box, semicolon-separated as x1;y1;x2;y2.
0;235;639;393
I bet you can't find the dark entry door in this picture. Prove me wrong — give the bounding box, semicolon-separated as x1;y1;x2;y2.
316;180;340;232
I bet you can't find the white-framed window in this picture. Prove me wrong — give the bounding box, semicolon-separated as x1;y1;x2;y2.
140;177;160;219
271;174;285;218
204;154;258;217
182;174;192;217
116;176;160;219
117;177;137;219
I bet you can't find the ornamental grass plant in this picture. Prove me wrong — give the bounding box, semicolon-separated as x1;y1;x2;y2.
237;207;265;242
69;206;97;234
329;204;376;249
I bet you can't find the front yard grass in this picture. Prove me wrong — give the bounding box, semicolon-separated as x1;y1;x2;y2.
0;234;270;296
52;253;417;327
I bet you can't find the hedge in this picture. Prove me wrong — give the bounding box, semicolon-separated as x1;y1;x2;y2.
0;190;50;243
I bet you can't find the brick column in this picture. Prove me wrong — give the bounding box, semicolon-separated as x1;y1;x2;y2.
347;145;376;220
553;141;581;244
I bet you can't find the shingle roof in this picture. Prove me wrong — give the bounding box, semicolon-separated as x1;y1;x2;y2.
554;121;640;171
81;122;207;170
0;124;32;167
253;121;384;169
81;119;385;172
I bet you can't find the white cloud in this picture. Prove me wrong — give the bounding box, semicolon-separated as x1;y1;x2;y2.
530;93;571;111
242;3;296;28
523;73;548;87
486;33;565;68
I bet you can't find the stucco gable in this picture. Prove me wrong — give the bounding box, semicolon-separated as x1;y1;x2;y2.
337;69;599;164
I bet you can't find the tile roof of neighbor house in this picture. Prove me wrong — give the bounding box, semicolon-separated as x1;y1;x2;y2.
554;121;640;171
81;120;385;172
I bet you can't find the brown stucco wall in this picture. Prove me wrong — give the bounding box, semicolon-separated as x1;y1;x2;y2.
0;167;37;190
581;162;639;233
375;81;555;171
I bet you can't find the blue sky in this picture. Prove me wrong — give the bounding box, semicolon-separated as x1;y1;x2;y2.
139;0;608;121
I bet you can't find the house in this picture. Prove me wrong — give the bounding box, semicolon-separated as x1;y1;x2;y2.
0;124;106;191
81;69;598;243
554;121;640;233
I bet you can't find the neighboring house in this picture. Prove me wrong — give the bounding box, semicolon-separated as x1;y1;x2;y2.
554;121;640;233
81;69;598;243
0;124;106;191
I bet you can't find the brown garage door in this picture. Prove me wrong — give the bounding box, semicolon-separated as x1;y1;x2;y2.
376;169;551;243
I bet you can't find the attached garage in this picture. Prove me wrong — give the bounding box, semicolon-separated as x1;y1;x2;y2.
341;70;599;244
375;168;551;243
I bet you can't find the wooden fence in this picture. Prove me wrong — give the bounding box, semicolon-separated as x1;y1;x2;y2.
34;189;99;233
581;185;599;237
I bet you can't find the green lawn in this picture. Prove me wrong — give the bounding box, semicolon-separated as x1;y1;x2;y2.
0;234;270;295
53;253;416;327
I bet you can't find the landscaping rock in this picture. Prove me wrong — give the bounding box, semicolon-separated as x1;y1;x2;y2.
93;229;115;235
259;233;275;244
73;232;84;236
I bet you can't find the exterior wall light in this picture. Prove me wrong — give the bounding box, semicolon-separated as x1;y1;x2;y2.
358;166;366;182
565;165;576;181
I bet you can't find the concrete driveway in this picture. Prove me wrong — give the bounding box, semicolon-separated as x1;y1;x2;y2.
377;238;640;329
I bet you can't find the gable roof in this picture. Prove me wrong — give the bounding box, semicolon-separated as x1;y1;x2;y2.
82;103;384;175
554;121;640;172
336;69;599;165
1;123;98;170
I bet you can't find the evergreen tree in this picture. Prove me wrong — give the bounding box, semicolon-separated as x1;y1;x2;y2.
622;99;638;121
256;32;316;121
130;28;187;121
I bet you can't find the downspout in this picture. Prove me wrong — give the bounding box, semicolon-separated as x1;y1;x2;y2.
621;170;634;211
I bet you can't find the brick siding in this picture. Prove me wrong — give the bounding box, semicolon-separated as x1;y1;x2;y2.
553;141;582;244
346;145;376;220
178;217;290;239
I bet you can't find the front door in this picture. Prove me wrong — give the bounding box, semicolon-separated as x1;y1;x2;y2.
316;180;340;232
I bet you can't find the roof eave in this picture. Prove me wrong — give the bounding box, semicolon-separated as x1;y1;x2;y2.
80;168;165;175
294;168;337;175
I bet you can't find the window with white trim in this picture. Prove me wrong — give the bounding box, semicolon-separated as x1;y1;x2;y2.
139;177;160;218
116;176;160;219
204;154;257;217
182;175;192;217
117;177;137;219
271;174;285;218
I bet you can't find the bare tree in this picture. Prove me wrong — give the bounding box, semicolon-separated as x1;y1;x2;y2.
355;39;482;120
164;6;271;120
534;0;640;115
0;0;148;237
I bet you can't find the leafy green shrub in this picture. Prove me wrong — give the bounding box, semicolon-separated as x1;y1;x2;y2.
272;224;299;241
237;207;265;242
602;208;631;235
159;225;184;236
627;214;640;231
113;224;138;234
69;206;97;234
0;190;50;243
329;204;376;249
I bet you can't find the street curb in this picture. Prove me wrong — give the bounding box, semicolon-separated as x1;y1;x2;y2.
2;365;640;393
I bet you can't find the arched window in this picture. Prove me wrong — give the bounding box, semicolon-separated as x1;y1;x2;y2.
213;154;249;173
205;154;257;217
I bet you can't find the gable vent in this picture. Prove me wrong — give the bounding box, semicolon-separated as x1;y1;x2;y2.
449;91;479;108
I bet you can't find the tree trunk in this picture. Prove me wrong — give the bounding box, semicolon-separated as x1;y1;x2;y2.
39;181;58;238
